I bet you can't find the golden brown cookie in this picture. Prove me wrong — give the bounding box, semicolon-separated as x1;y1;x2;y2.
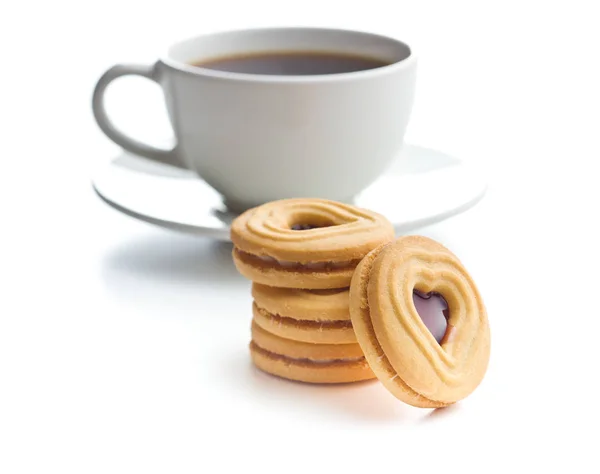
231;198;394;289
252;283;355;344
349;236;490;407
250;321;375;384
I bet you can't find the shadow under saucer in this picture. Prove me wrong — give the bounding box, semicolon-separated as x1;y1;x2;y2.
101;233;248;311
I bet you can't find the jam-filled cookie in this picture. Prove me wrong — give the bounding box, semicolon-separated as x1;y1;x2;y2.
349;236;490;407
252;283;355;344
231;198;394;289
250;321;374;384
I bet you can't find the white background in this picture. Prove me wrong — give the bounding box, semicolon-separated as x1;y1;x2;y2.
1;1;599;472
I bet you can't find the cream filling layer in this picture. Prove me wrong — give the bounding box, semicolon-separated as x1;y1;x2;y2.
237;250;357;270
255;305;352;329
251;342;365;365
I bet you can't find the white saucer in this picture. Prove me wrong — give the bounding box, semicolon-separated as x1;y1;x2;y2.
92;144;486;241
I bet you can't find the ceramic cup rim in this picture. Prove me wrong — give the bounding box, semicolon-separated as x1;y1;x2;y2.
159;26;416;84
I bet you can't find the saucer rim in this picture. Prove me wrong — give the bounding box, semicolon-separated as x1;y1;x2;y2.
92;144;487;240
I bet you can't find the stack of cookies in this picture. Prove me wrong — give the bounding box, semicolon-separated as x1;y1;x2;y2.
231;198;492;406
231;198;395;383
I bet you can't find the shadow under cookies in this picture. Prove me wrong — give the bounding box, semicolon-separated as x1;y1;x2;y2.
214;348;436;424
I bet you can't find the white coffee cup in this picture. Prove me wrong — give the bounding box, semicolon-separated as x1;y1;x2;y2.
93;27;416;211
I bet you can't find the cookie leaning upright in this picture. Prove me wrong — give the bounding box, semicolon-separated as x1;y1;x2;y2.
349;236;490;407
231;198;395;289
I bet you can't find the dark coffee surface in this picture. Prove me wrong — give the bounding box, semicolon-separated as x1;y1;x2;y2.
191;51;390;75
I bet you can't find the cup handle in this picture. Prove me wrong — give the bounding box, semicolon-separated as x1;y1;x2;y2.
92;63;184;168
